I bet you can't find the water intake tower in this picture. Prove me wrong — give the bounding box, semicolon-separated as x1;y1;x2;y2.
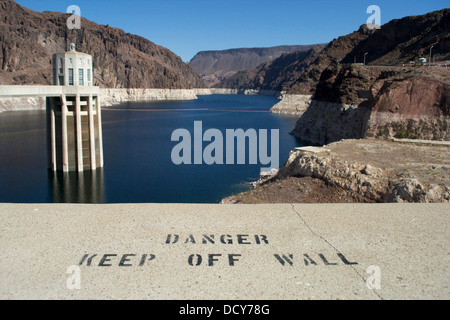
47;44;103;172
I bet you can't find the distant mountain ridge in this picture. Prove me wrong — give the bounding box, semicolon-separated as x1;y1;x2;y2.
188;44;326;87
216;45;326;91
0;0;205;88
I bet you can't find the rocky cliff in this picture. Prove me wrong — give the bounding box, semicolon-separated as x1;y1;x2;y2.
291;65;450;144
188;45;325;87
0;0;204;89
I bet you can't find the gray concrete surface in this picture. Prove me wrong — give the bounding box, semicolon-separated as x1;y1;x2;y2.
0;203;448;300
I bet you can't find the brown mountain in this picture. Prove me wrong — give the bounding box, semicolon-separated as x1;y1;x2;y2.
0;0;205;88
217;8;450;95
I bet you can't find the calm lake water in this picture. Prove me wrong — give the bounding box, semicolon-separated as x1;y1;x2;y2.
0;94;303;203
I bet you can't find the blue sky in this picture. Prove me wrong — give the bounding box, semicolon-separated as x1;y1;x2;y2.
15;0;449;62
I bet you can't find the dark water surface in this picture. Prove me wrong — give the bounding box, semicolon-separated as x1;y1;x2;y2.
0;94;303;203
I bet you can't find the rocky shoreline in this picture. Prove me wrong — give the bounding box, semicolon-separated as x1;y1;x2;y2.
222;139;450;204
0;88;206;112
0;87;283;112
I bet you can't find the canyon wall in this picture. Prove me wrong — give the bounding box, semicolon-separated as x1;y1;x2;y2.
289;65;450;145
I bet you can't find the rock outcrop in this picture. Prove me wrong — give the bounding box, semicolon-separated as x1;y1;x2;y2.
269;94;312;114
276;147;391;202
269;143;450;203
0;0;205;89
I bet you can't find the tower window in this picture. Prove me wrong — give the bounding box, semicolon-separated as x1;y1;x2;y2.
79;69;84;86
68;68;74;85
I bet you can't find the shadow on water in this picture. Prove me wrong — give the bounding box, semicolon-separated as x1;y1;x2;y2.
49;169;105;203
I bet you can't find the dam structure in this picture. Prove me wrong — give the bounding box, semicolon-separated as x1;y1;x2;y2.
48;44;103;172
0;44;104;172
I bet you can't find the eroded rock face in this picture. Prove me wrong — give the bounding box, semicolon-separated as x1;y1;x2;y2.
290;100;372;145
291;65;450;144
0;0;204;89
367;74;450;140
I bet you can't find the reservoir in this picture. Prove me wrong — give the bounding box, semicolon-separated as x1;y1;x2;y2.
0;94;303;203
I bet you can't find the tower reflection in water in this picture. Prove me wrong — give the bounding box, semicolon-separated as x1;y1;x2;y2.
49;169;105;203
